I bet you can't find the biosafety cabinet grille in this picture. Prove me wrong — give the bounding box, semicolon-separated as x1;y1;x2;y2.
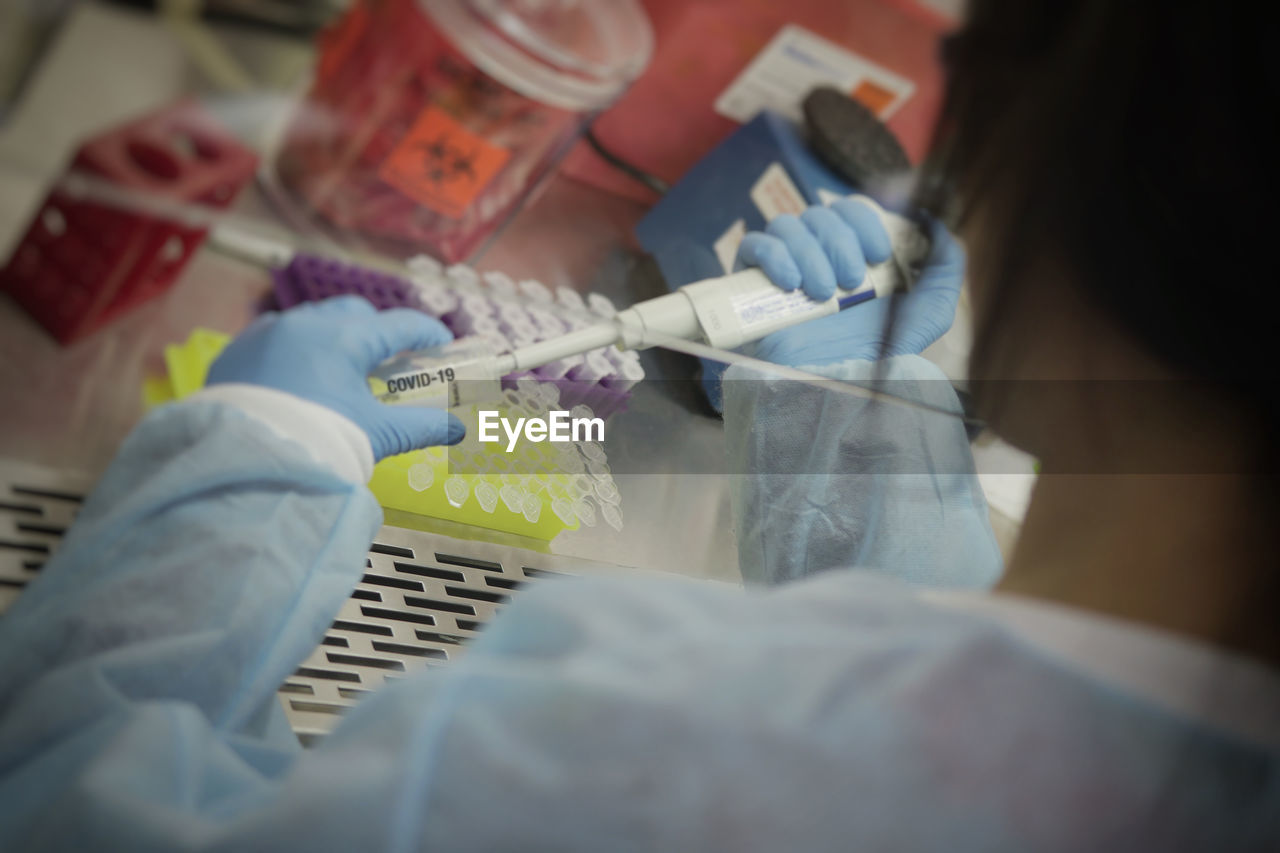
0;459;623;740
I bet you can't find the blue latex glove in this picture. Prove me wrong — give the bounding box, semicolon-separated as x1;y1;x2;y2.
736;199;964;367
207;295;465;459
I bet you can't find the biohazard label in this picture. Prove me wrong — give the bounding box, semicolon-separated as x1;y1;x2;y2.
378;106;510;219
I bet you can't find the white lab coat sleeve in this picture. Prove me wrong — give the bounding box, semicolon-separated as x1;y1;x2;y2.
721;354;1003;588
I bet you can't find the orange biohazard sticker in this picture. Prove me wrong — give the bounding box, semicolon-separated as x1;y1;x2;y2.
378;106;510;219
851;80;897;117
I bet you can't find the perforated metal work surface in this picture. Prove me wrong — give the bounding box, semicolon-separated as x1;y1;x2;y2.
0;459;633;739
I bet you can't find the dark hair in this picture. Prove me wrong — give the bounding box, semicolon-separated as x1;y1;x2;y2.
916;1;1280;662
919;1;1276;401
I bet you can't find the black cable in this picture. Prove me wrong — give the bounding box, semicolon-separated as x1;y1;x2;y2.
583;127;671;196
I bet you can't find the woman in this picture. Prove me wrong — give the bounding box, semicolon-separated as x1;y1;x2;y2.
1;0;1274;849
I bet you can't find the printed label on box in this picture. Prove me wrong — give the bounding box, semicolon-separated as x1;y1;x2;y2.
750;162;808;222
379;106;510;219
715;24;915;125
714;219;747;273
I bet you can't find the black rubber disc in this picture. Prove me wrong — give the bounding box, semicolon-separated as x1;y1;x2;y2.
803;86;911;187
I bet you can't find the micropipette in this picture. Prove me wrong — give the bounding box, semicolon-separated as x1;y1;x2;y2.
372;197;930;408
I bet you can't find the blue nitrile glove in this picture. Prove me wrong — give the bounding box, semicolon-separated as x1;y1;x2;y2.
207;295;465;459
736;199;964;367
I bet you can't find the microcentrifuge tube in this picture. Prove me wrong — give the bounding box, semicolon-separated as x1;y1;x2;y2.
408;254;444;279
594;479;621;505
580;441;606;463
587;292;617;318
416;286;459;317
482;271;519;299
552;497;577;526
475;481;499;513
446;264;480;288
407;463;435;493
560;454;586;475
574;497;598;527
469;317;504;340
567;352;611;382
555;285;588;315
444;476;470;508
518;279;553;303
528;308;567;336
522;493;543;523
570;404;594;421
536;383;561;407
498;301;530;326
500;484;525;513
601;502;624;532
458;292;495;318
533;358;574;380
587;461;611;481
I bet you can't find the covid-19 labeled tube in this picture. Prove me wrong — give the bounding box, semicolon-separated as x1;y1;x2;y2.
369;339;503;408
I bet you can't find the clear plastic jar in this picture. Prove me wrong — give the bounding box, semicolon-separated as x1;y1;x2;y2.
274;0;652;262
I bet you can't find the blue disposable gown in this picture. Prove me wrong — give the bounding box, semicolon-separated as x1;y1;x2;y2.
0;356;1276;851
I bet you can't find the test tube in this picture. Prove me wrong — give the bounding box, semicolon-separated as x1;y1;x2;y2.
503;319;539;344
586;459;611;480
567;351;612;383
533;357;575;381
556;285;588;316
504;327;535;348
446;264;481;290
587;293;617;319
518;279;554;304
527;307;568;337
497;301;531;327
408;254;443;280
415;284;459;318
482;270;519;300
602;358;646;392
580;441;607;463
465;316;503;340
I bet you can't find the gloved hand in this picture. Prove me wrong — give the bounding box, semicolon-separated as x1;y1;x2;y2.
207;296;465;459
735;198;964;367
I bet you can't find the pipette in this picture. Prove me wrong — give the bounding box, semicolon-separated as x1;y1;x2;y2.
372;198;930;407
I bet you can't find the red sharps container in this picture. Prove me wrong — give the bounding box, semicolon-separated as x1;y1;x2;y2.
274;0;652;262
